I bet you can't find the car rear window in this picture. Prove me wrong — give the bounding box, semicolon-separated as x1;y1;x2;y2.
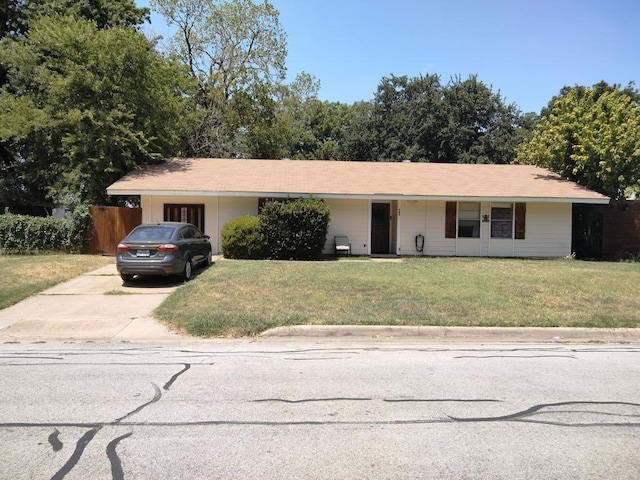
127;225;175;241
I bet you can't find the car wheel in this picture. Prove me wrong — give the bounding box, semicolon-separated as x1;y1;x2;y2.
183;259;193;281
121;273;134;282
206;251;213;266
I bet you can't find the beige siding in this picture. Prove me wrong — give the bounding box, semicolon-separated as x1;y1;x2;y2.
324;199;369;255
398;201;456;256
513;203;572;257
398;201;426;255
425;201;457;256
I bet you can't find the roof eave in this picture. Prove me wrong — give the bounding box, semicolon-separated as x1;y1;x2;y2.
107;188;610;204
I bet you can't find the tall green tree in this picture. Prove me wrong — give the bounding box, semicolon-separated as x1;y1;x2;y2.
371;74;528;163
0;15;191;208
1;0;149;38
339;100;375;161
515;83;640;199
152;0;287;157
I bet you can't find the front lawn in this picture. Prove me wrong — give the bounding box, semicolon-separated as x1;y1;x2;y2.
0;254;114;309
155;257;640;337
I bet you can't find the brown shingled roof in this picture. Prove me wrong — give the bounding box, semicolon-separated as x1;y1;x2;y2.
107;158;610;203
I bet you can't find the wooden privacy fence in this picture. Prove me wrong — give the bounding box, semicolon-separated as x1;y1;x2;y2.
89;206;141;255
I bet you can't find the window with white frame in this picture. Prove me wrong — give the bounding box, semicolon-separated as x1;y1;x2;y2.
491;203;513;238
458;202;480;238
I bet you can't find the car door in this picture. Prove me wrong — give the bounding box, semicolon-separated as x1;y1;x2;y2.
186;226;207;264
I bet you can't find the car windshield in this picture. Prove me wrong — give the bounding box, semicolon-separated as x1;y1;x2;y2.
126;225;176;241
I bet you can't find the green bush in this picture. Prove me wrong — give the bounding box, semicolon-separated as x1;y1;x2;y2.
221;215;265;259
0;209;90;254
260;197;331;260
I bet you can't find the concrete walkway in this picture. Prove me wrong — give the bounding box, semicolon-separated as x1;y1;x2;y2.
0;264;184;342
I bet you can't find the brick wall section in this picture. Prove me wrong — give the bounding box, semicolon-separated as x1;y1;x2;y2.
603;201;640;258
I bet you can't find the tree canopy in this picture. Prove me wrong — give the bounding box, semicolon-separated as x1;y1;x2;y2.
370;74;528;163
0;13;190;209
516;82;640;199
3;0;636;214
152;0;287;157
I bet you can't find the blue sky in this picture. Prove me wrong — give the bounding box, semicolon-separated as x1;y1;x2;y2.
139;0;640;114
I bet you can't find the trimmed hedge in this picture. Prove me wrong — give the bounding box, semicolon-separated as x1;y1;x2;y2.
260;197;331;260
220;198;331;260
0;209;90;253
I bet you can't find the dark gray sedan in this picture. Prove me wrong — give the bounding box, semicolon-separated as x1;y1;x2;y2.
116;222;212;282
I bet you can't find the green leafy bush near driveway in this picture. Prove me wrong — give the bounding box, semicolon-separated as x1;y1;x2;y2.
220;197;331;260
221;215;265;259
0;208;90;253
260;197;331;260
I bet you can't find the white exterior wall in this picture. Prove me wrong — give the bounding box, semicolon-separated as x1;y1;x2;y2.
513;202;572;257
139;196;573;258
398;201;426;255
398;200;456;256
397;200;572;258
324;199;369;255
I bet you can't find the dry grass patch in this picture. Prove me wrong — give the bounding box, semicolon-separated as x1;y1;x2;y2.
0;254;113;309
156;257;640;337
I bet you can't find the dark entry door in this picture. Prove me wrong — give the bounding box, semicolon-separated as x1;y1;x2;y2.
371;203;390;254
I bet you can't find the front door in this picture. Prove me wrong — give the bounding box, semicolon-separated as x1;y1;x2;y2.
371;203;390;254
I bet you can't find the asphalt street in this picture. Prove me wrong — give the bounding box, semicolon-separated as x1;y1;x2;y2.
1;340;638;479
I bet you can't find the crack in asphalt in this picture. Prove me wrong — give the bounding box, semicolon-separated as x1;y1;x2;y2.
446;401;640;422
114;383;161;424
47;429;63;452
254;397;372;403
2;345;637;478
47;361;193;479
453;355;577;359
50;427;100;480
163;364;191;391
107;432;134;480
384;398;502;403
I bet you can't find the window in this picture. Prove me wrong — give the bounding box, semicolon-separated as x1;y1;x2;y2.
164;204;205;233
458;202;480;238
491;203;513;238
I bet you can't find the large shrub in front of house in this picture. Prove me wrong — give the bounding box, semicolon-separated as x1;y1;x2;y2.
0;208;90;253
260;197;331;260
220;198;331;260
221;215;265;259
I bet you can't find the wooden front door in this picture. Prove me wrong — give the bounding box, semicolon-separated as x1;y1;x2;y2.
371;203;390;254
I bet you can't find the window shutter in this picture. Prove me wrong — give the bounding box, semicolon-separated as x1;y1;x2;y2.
515;202;526;240
445;202;457;238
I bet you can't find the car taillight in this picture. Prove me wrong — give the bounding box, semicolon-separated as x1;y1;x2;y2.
157;243;178;252
117;243;130;252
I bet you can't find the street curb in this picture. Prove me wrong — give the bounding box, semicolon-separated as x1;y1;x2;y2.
261;325;640;343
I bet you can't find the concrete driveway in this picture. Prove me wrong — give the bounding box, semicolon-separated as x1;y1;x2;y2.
0;264;185;342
